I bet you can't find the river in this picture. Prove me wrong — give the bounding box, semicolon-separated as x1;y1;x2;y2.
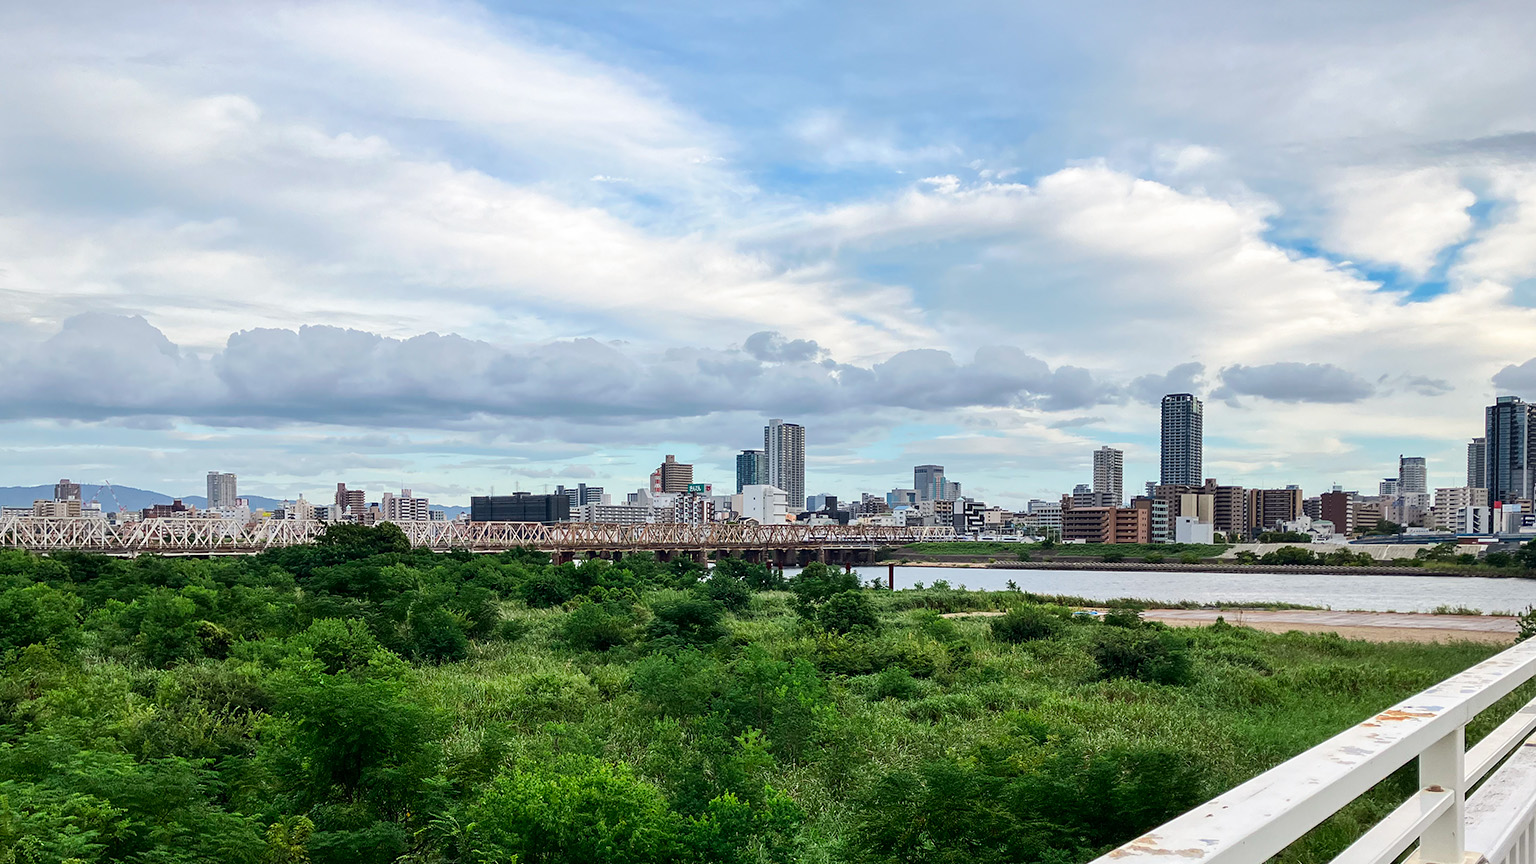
842;565;1536;614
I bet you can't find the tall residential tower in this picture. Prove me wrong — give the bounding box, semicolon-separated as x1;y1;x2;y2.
1485;396;1536;504
1160;393;1204;487
206;472;238;509
764;419;805;511
1092;446;1124;507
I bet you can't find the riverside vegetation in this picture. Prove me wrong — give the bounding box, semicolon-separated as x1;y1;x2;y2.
1;524;1530;864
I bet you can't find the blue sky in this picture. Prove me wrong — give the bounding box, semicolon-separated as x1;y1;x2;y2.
2;0;1536;507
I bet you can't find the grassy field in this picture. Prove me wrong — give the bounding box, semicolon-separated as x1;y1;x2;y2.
0;529;1524;864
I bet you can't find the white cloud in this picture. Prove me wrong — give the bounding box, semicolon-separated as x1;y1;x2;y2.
1324;167;1474;276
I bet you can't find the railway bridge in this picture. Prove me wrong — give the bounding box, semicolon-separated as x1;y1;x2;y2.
0;515;954;563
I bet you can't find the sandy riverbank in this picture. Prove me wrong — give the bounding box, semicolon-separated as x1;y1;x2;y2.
942;608;1518;644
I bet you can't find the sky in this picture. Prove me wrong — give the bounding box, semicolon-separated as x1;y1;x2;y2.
3;0;1536;508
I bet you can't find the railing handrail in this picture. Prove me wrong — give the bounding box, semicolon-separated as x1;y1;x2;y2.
1094;638;1536;864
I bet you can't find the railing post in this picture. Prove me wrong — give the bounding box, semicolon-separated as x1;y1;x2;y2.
1420;725;1466;864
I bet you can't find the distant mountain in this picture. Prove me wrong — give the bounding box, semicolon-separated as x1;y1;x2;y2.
0;484;465;517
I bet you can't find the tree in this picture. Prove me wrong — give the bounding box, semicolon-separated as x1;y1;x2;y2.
789;562;860;621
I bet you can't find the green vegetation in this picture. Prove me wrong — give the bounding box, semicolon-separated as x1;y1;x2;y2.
903;541;1229;559
0;524;1526;864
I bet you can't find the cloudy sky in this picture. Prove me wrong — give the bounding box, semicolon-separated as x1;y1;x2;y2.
3;0;1536;507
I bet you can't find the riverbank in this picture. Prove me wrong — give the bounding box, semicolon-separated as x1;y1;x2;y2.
944;608;1519;644
876;555;1516;578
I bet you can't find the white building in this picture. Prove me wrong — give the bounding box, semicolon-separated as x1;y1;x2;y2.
1433;487;1490;530
381;489;431;521
1174;515;1214;544
570;503;677;525
740;484;789;524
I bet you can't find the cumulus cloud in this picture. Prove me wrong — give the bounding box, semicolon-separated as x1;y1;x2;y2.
1324;167;1475;277
1493;358;1536;395
743;331;824;363
0;316;1121;426
1214;362;1375;404
1128;362;1206;404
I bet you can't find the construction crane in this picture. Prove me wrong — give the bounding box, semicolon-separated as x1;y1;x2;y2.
89;479;127;514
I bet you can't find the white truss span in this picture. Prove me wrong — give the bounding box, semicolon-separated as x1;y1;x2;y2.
0;516;955;555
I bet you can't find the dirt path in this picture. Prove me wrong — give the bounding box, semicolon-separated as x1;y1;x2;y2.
943;608;1519;644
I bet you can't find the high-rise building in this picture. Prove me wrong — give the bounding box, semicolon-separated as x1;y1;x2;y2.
735;449;766;493
1398;456;1427;495
334;483;366;518
53;479;81;502
765;419;805;511
1468;437;1488;490
1379;478;1399;498
206;472;238;509
914;465;945;502
381;489;430;521
555;483;605;507
1160;394;1204;486
913;464;961;502
652;455;694;494
1485;396;1536;504
1092;446;1124;507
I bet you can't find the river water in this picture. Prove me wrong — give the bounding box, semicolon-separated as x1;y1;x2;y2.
843;565;1536;614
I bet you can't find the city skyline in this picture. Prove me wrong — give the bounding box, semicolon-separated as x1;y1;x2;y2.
3;3;1536;506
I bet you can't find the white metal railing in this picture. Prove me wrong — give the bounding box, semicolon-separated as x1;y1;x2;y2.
1093;637;1536;864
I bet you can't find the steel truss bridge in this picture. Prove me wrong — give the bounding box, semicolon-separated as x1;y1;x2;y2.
0;516;953;560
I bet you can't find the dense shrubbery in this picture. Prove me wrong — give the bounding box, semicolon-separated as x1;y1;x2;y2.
0;529;1520;863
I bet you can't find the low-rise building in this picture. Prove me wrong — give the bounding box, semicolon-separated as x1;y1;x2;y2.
740;485;789;524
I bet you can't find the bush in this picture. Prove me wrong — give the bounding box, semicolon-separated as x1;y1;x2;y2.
990;605;1062;643
1485;551;1514;568
1178;551;1203;565
1101;552;1125;563
646;597;727;648
563;601;636;652
1103;607;1143;629
696;571;751;614
818;590;880;635
1090;628;1194;685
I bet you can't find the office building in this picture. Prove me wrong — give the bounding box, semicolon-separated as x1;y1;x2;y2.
1379;478;1399;498
53;479;82;502
1485;397;1536;504
651;455;694;494
765;419;806;511
1092;446;1124;507
206;472;238;509
1469;438;1487;490
1160;394;1204;486
914;465;944;501
470;493;571;524
735;449;766;493
1398;456;1427;495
